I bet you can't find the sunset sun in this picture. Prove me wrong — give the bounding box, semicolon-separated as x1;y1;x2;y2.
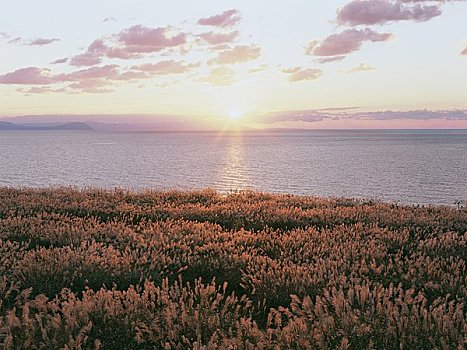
228;109;242;120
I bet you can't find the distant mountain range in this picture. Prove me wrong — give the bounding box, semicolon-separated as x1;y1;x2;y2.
0;115;249;132
0;121;93;131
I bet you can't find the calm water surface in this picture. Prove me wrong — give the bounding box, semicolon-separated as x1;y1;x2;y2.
0;130;466;205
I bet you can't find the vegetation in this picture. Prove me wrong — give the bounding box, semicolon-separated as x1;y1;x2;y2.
0;187;466;349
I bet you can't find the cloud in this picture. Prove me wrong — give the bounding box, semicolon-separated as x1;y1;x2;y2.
336;0;442;26
6;36;60;46
70;39;107;66
0;67;54;85
17;86;67;94
208;45;261;65
69;26;187;66
210;44;232;51
360;109;467;120
66;78;114;93
116;25;187;53
261;108;467;124
56;65;120;82
28;38;60;46
7;37;22;45
263;110;327;123
316;56;347;63
461;46;467;55
0;32;9;39
131;60;199;75
305;28;392;59
198;9;241;27
198;31;239;45
248;64;269;73
346;63;376;73
199;66;236;86
51;58;68;64
282;67;323;82
103;17;116;23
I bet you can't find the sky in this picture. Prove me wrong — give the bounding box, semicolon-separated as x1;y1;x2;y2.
1;0;467;129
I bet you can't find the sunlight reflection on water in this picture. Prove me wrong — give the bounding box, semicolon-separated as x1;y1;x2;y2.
0;130;466;205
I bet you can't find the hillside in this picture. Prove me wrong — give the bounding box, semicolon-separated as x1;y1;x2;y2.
0;121;93;131
0;188;465;349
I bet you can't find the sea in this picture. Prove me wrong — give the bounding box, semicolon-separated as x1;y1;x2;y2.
0;129;466;206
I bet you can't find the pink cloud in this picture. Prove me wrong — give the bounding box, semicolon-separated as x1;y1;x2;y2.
17;86;67;94
131;60;198;75
282;67;323;82
198;31;239;45
261;108;467;124
117;25;186;53
336;0;442;26
69;26;187;66
462;46;467;55
306;28;392;58
0;67;54;85
70;39;108;66
28;38;60;46
67;78;113;90
56;65;120;82
198;9;240;27
208;45;261;65
316;56;346;63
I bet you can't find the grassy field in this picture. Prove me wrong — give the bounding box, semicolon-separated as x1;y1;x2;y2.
0;188;466;349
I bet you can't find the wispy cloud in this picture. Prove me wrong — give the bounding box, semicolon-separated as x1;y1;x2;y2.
261;108;467;123
50;58;68;65
7;36;60;46
16;86;67;94
199;66;236;86
306;28;392;60
316;56;346;64
198;31;239;45
208;45;261;65
282;67;323;82
198;9;241;28
131;60;199;75
28;38;60;46
346;63;376;73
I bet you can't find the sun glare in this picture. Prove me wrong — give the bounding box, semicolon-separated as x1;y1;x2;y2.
228;109;242;120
